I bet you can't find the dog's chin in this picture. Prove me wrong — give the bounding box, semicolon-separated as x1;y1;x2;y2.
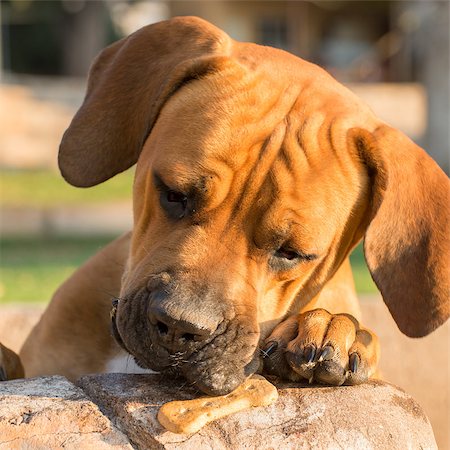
130;345;261;396
113;296;261;395
183;349;261;395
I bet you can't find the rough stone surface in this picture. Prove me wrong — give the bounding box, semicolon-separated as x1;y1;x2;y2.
2;302;448;449
78;373;437;450
0;375;132;449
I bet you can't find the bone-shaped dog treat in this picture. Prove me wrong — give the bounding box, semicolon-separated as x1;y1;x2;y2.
157;375;278;434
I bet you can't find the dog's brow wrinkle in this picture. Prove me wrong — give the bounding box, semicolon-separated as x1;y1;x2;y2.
224;124;287;228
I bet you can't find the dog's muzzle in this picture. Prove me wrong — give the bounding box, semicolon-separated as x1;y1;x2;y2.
111;274;261;395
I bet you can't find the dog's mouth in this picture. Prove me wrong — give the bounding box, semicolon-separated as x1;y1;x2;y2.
110;296;261;395
110;298;132;354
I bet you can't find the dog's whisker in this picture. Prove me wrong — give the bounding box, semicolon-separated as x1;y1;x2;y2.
177;380;189;391
125;354;132;374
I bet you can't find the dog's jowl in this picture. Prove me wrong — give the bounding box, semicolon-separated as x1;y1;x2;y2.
2;17;449;396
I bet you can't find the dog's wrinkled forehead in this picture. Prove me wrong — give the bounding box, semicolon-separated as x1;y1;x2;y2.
133;73;365;260
146;69;295;161
139;48;371;181
149;70;359;178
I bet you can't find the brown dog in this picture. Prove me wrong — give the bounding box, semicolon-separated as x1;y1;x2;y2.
2;17;449;395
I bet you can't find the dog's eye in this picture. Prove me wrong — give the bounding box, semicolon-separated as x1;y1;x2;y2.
167;191;187;204
272;247;318;269
274;247;299;260
160;190;188;219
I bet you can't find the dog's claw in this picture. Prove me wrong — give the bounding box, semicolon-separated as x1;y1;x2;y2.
349;353;360;373
318;345;334;362
303;345;316;363
261;341;278;358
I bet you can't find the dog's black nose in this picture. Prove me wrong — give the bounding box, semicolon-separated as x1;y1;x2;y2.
149;306;213;343
148;289;218;347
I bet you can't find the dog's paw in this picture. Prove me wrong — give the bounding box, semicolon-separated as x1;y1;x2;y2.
0;343;24;381
262;309;380;385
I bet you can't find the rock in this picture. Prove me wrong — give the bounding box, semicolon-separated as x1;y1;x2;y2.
78;373;437;450
0;375;132;449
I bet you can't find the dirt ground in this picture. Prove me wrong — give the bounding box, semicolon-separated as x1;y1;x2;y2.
0;297;448;449
0;84;75;170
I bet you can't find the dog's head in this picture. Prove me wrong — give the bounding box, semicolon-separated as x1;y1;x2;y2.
59;17;449;395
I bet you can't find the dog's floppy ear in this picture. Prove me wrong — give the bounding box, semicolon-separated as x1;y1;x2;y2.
352;125;449;337
59;16;230;187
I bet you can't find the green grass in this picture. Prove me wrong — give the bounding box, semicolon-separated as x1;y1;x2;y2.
1;169;133;207
349;244;377;294
1;168;134;302
0;238;377;304
0;236;115;303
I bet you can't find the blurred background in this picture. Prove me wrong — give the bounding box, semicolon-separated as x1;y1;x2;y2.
0;1;448;447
